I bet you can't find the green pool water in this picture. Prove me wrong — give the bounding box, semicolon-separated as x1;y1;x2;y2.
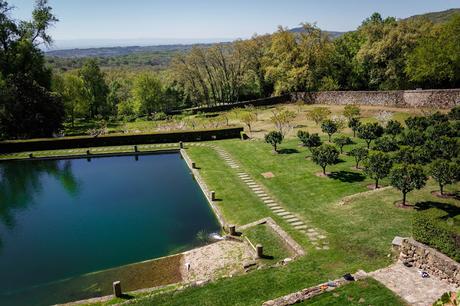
0;153;220;305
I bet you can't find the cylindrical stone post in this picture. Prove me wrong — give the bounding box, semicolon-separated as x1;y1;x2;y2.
113;281;122;297
86;150;90;155
192;162;196;169
29;153;34;158
179;141;184;149
134;145;138;152
229;225;236;236
210;191;216;201
256;244;264;258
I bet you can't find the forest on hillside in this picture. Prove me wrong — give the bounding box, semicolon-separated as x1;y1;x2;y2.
1;0;460;139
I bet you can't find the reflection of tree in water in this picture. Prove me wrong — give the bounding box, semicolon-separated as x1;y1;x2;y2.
0;160;81;248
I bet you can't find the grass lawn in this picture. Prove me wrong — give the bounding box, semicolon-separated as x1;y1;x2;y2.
299;278;407;305
126;136;458;306
243;223;293;263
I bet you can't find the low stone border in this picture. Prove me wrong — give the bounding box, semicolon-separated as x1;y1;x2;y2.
262;270;368;306
338;186;393;205
180;148;226;227
239;217;305;258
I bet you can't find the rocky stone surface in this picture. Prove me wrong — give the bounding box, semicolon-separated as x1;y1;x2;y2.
399;238;460;286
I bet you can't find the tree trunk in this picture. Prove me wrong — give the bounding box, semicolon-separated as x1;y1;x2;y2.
328;134;331;142
274;143;277;153
322;166;326;175
375;178;379;189
366;140;371;149
440;184;444;195
402;192;407;206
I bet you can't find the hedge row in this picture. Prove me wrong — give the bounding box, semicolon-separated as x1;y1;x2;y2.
413;209;460;261
0;127;243;153
166;95;290;115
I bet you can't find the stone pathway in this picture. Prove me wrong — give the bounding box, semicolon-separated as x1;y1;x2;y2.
189;143;329;250
370;262;458;306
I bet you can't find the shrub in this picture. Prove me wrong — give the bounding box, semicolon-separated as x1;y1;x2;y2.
265;131;284;152
364;151;393;189
311;144;339;175
413;209;460;261
321;119;338;142
389;164;427;206
297;131;322;153
333;136;353;154
357;122;384;149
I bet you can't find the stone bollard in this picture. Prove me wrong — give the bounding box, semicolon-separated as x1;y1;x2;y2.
210;191;216;201
179;141;184;149
86;150;91;155
229;225;236;236
29;153;34;159
134;145;138;152
113;281;122;297
192;162;196;169
256;244;264;258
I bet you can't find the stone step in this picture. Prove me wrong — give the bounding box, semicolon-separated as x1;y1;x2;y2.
277;212;291;217
290;221;304;226
294;225;308;230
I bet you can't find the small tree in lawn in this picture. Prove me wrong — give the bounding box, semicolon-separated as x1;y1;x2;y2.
343;105;361;121
385;120;403;137
364;151;392;189
270;109;296;137
307;107;331;126
240;111;256;133
349;147;368;169
265;131;284;153
311;144;339;175
321;119;338;142
429;160;459;195
358;122;384;149
389;164;427;206
333;136;353;154
348;117;361;137
297;130;322;154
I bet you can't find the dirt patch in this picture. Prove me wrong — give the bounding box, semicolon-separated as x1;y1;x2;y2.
430;190;458;199
181;239;253;283
394;201;414;210
366;184;386;190
261;172;275;179
350;166;363;171
315;172;330;177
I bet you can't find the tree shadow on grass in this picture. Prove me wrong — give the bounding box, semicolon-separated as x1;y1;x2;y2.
278;148;299;155
415;201;460;219
328;171;366;183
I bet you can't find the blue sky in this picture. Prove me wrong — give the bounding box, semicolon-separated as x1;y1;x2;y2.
9;0;460;45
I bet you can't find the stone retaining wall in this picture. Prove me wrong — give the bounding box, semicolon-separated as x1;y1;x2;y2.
292;89;460;109
400;238;460;286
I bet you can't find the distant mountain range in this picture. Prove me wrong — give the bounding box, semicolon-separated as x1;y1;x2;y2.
45;8;460;60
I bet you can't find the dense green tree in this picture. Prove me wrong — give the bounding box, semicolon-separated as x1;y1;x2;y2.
321;119;338;142
384;120;403;137
307;107;331;126
333;136;353;154
373;135;399;152
357;122;384;148
343;105;361;121
348;117;361;137
389;164;427;206
349;147;368;169
0;0;64;138
423;136;459;161
78;59;109;118
297;130;322;153
265;131;283;153
405;116;430;131
132;72;164;116
52;73;85;127
400;129;426;147
311;144;339;175
429;159;459;195
364;151;393;189
449;106;460;120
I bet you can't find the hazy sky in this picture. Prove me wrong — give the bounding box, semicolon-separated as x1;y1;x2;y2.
9;0;460;41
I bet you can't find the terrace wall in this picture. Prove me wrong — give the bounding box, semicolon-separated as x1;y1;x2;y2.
292;89;460;109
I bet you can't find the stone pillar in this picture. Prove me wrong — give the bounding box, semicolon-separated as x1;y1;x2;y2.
29;153;34;158
256;244;264;258
134;145;138;152
229;225;236;236
210;191;216;201
179;141;184;149
113;281;122;297
86;150;91;155
192;162;196;169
